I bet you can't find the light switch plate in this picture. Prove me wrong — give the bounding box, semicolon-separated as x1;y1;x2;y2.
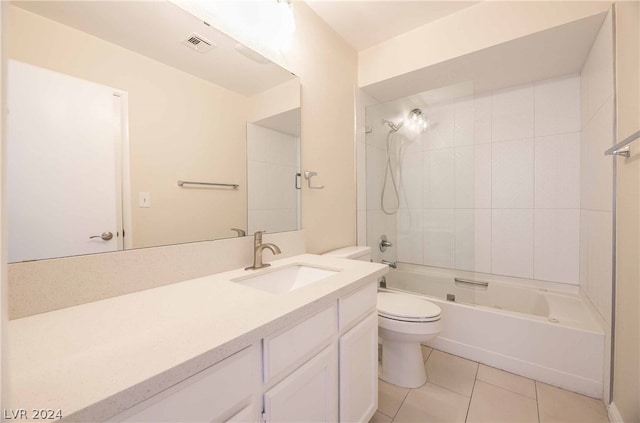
139;192;151;208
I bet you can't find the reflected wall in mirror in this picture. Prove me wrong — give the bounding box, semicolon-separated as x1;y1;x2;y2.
6;1;300;263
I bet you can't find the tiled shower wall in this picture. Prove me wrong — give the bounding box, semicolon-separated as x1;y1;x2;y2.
247;123;300;234
366;74;584;285
579;11;614;325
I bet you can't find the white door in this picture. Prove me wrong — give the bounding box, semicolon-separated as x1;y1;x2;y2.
339;312;378;423
7;60;123;262
264;344;338;423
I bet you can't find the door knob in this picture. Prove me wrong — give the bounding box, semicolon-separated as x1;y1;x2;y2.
89;231;113;241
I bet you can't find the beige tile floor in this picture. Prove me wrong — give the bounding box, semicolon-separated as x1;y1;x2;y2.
371;347;610;423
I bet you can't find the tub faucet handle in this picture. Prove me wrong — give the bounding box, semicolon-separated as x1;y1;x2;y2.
379;234;393;252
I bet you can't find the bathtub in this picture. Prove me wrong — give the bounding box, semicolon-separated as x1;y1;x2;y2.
383;266;605;398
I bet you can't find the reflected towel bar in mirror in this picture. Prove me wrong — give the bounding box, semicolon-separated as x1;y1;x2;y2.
177;180;239;189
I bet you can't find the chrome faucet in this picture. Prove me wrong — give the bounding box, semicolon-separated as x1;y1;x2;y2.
381;260;397;269
245;231;281;270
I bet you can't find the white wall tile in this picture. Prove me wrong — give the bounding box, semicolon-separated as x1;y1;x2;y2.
582;210;613;323
454;209;474;271
473;210;492;274
423;209;455;268
402;130;425;156
474;94;492;145
424;101;455;150
248;160;268;210
454;146;474;208
454;97;474;147
425;148;455;208
535;132;580;209
367;210;397;263
474;144;492;209
491;83;534;142
578;210;589;294
534;209;580;284
581;12;614;123
248;210;267;235
366;146;384;211
399;151;423;209
357;210;367;246
398;209;423;264
492;139;534;208
356;140;367;212
534;75;581;137
492;209;534;278
581;98;614;212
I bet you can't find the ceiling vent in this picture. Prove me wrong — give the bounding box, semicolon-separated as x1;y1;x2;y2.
182;33;215;54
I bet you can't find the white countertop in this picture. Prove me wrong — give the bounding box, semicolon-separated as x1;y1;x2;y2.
8;254;387;422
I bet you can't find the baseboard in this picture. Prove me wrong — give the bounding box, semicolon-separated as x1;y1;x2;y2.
608;401;624;423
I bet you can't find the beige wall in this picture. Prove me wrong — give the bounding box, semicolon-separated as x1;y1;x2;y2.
248;78;300;123
612;2;640;421
283;3;358;253
359;1;612;88
8;6;249;249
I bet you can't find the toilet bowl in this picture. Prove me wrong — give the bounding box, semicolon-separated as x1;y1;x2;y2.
322;246;442;388
377;291;441;388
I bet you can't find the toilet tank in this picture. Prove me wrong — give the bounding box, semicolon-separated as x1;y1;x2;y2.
322;246;371;262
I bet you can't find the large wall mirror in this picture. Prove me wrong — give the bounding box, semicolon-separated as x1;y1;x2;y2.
6;1;301;263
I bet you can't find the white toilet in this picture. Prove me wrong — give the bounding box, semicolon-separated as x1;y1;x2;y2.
323;246;442;388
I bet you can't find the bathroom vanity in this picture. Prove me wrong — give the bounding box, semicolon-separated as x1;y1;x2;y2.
8;254;387;422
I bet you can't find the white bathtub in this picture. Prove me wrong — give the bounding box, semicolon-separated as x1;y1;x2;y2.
383;266;605;398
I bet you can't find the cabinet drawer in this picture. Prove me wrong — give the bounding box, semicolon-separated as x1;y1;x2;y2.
264;304;337;383
110;345;259;422
339;281;377;331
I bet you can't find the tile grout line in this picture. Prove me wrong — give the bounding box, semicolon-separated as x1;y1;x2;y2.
464;362;481;422
390;386;411;422
535;381;542;423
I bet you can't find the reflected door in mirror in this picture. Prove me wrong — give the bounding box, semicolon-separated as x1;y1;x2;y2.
7;61;125;262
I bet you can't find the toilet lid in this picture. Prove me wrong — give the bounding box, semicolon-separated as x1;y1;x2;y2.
378;292;441;321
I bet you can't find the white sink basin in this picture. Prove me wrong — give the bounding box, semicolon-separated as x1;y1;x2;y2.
232;264;338;294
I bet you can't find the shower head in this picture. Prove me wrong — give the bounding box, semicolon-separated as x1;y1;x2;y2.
383;119;404;133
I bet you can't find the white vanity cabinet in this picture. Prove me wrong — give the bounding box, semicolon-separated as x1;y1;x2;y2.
263;344;339;422
262;281;377;423
109;281;378;423
338;282;378;423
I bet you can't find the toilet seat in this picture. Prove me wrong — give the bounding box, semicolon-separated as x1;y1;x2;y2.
378;292;441;322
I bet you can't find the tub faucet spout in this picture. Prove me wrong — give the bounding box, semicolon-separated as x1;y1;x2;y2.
382;260;397;269
245;231;281;270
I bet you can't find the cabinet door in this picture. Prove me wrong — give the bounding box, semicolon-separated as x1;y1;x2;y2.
264;344;338;423
339;312;378;423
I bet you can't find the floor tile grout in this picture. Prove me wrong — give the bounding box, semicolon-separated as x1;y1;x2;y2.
464;361;481;422
474;378;538;401
535;381;541;423
377;348;608;423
